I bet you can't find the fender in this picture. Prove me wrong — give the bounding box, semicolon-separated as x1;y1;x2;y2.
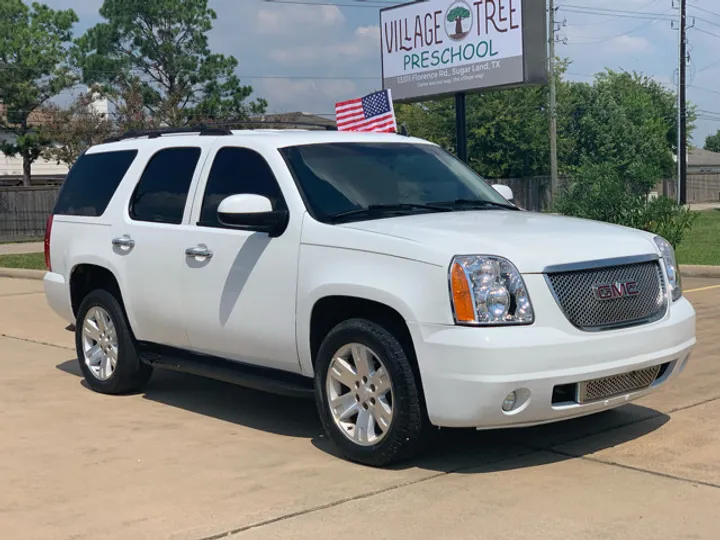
295;243;451;376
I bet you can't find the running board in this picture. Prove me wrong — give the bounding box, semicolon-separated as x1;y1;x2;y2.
137;343;314;399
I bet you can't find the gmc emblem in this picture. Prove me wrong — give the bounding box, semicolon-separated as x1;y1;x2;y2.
593;281;640;301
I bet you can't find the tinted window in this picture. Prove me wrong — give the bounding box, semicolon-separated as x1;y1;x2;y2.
280;143;512;222
199;147;285;227
130;147;201;224
53;150;138;216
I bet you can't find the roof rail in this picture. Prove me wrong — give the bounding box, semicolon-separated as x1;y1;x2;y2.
103;125;232;143
103;120;338;143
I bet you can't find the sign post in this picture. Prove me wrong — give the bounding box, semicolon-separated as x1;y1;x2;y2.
455;93;467;162
380;0;548;163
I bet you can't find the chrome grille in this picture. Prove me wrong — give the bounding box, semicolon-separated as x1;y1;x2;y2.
546;260;667;331
577;365;662;403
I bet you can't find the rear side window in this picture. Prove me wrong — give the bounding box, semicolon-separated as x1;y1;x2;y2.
198;147;285;228
53;150;138;216
129;147;201;224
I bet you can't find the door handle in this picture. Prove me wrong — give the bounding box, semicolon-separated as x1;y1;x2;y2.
185;246;213;259
112;235;135;249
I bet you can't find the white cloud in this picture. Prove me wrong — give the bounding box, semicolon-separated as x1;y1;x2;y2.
602;35;652;54
257;5;344;35
259;78;359;115
269;25;380;64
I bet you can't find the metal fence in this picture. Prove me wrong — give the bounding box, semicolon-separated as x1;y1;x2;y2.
0;178;560;242
0;186;60;242
2;173;716;243
493;176;558;212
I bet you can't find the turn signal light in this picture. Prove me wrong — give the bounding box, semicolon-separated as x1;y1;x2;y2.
450;262;474;323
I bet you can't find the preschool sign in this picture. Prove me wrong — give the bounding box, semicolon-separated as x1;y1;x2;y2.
380;0;547;101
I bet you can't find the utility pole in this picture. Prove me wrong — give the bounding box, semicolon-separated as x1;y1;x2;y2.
678;0;687;204
548;0;559;198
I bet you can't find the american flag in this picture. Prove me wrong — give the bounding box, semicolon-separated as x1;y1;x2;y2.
335;89;397;133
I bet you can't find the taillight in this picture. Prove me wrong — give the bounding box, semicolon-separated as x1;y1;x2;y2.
44;215;53;271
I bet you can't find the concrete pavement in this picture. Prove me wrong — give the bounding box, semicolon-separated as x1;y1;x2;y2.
0;277;718;540
0;241;43;255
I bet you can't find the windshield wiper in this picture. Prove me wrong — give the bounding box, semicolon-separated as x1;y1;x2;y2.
434;199;517;211
328;203;452;224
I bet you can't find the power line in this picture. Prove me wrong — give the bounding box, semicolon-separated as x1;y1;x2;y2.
693;26;720;40
559;5;676;20
690;84;720;97
565;14;669;44
697;58;720;74
0;66;380;80
262;0;394;7
689;5;720;19
560;0;662;25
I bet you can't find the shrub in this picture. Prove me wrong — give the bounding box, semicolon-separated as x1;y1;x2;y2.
636;196;698;248
553;162;697;248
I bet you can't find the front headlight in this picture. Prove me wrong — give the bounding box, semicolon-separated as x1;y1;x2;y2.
449;255;534;325
654;236;682;301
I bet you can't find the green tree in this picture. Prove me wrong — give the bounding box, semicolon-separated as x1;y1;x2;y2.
40;92;114;168
0;1;78;185
570;70;678;188
396;80;552;179
73;0;267;128
705;130;720;153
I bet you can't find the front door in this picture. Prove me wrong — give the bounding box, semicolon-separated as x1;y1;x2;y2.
179;145;303;373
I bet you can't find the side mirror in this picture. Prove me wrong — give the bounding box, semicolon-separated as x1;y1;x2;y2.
492;184;514;202
217;194;289;237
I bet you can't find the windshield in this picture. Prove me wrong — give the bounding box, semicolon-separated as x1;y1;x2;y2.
279;142;515;223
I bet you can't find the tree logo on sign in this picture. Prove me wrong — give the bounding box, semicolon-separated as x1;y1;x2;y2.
445;1;473;41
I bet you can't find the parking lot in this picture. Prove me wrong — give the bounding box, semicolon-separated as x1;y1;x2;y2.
1;276;718;540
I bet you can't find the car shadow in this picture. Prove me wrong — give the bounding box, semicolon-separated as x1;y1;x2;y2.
55;359;670;472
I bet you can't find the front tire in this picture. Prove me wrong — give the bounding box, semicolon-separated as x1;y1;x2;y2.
75;289;152;394
314;318;428;467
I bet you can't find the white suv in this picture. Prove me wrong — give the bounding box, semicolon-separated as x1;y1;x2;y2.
43;127;696;466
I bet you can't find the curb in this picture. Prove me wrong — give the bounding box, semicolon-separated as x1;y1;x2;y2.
0;268;46;280
679;265;720;279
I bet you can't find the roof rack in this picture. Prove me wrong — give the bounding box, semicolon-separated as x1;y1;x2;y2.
103;120;338;143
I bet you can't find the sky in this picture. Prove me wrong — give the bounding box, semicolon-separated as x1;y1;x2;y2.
42;0;720;145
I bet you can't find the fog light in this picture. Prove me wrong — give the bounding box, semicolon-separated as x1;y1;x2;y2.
502;391;517;412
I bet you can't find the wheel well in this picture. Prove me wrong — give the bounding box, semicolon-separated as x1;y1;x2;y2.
70;264;124;316
310;296;419;375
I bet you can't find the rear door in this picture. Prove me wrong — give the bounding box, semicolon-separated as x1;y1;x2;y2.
110;142;213;348
178;144;303;373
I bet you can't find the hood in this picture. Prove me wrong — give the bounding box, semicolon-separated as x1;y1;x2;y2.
337;210;659;273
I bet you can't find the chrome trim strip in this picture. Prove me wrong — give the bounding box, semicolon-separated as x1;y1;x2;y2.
542;253;660;274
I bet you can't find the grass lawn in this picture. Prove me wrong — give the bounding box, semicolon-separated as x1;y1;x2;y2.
0;253;46;270
677;209;720;266
0;213;717;269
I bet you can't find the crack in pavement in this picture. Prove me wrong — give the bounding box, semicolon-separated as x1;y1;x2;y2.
0;333;74;351
205;395;720;539
667;394;720;414
2;329;718;538
552;450;720;490
196;449;541;540
0;291;43;298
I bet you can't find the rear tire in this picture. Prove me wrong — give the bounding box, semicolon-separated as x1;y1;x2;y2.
75;289;152;394
314;318;428;467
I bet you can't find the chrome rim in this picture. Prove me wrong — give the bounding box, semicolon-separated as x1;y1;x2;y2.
81;307;118;382
325;343;394;447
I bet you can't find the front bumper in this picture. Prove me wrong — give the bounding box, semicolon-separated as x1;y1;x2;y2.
409;287;696;429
